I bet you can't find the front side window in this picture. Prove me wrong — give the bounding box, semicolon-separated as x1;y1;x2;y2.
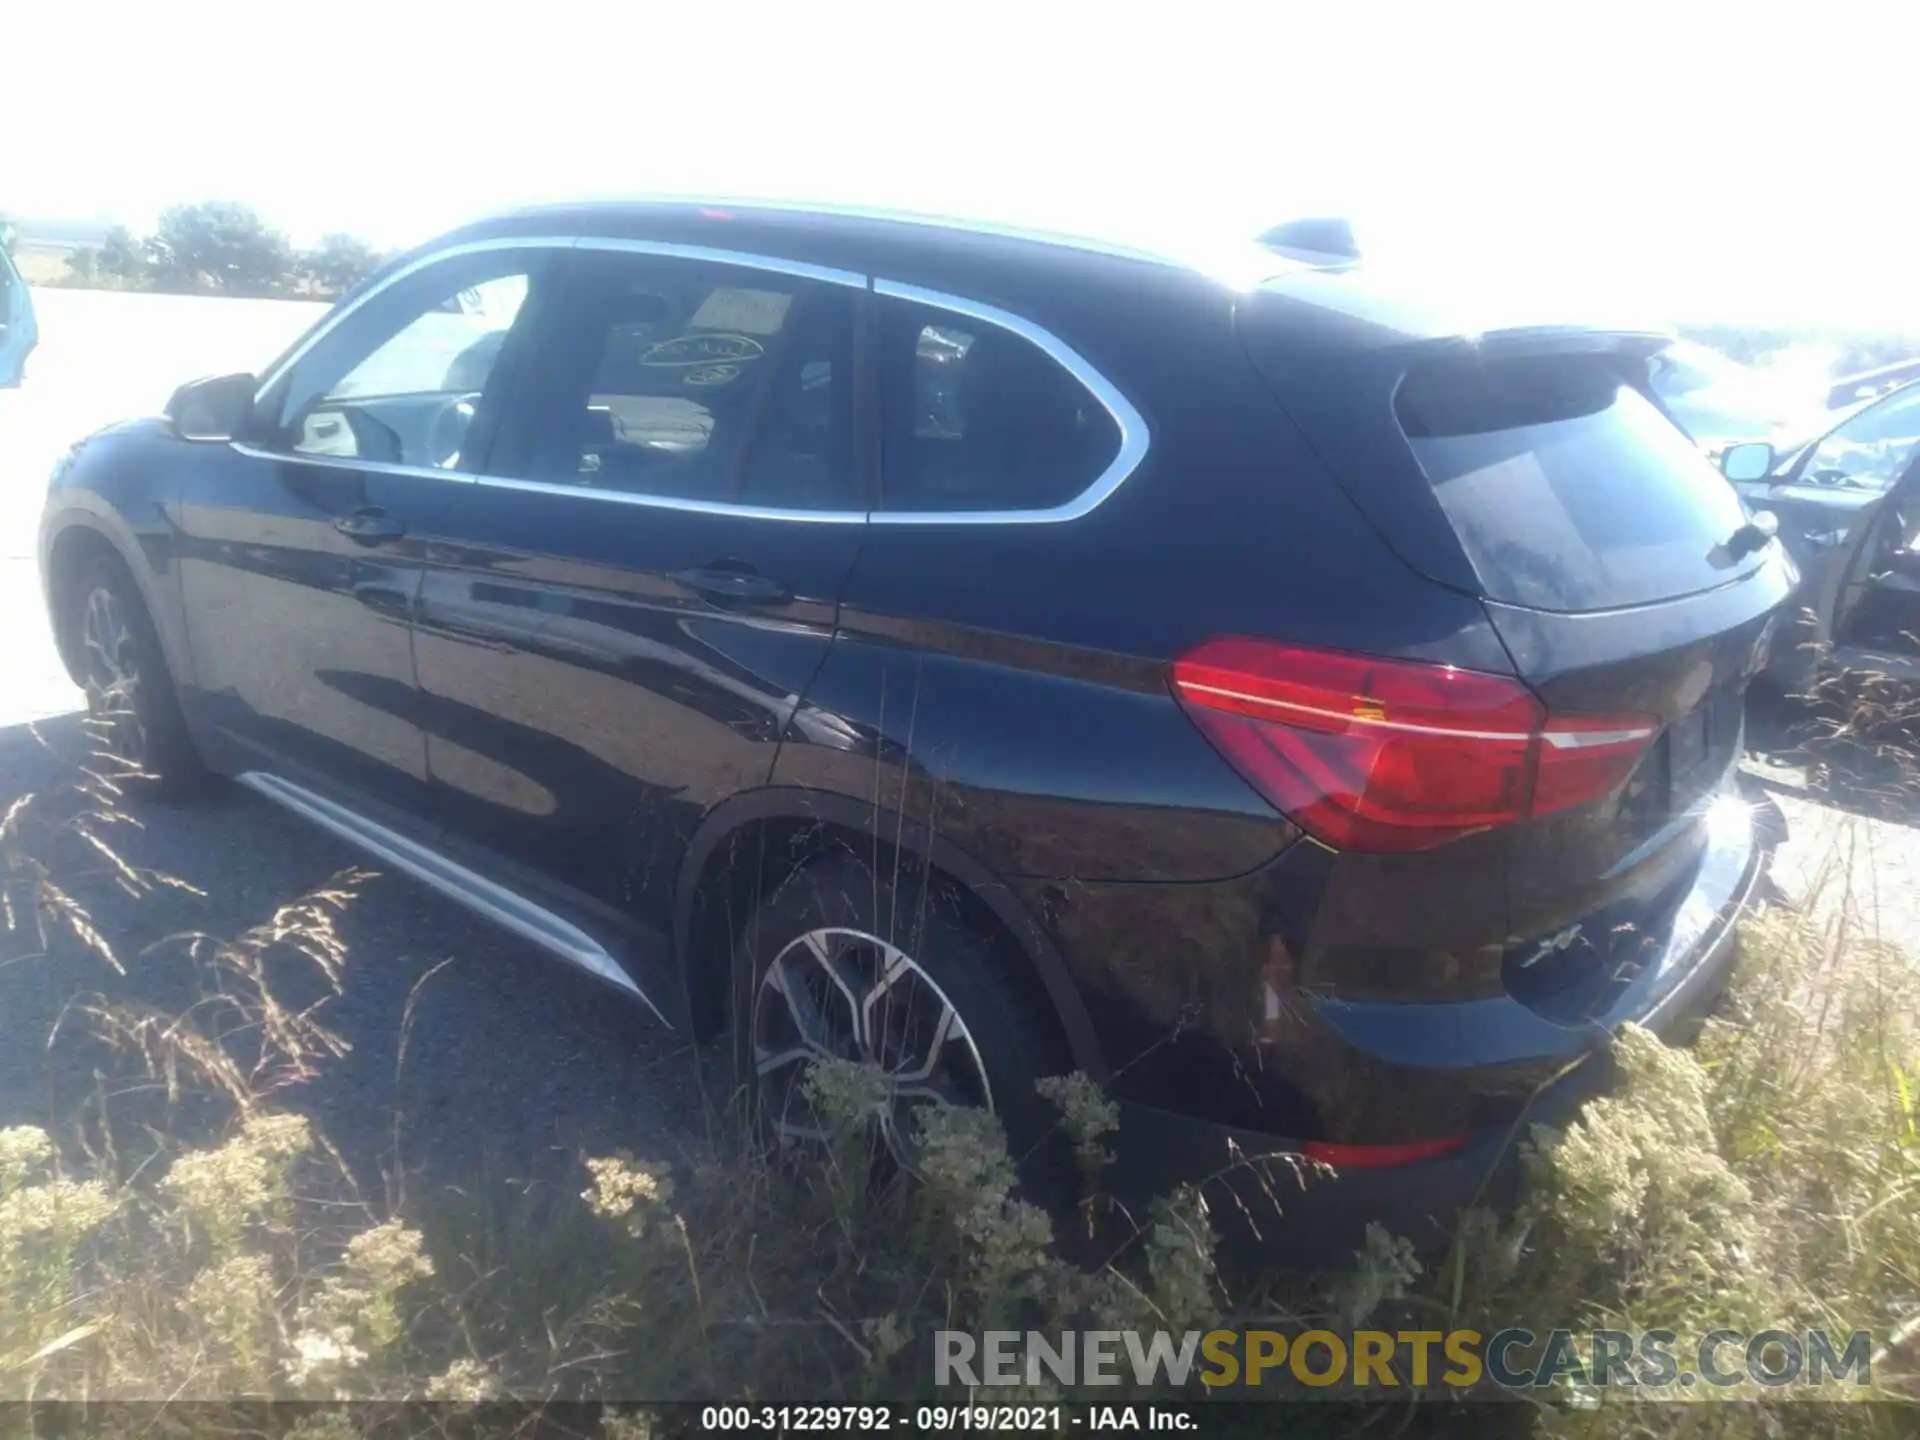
265;251;544;471
877;298;1120;513
1796;384;1920;495
501;251;859;511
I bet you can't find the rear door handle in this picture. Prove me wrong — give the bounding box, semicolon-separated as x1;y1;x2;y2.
335;508;406;544
674;563;792;606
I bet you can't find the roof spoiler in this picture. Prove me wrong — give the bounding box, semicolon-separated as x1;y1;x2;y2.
1404;325;1673;362
1255;217;1360;265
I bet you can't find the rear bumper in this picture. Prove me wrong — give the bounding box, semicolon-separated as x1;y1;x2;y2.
1107;1070;1588;1266
1101;785;1779;1265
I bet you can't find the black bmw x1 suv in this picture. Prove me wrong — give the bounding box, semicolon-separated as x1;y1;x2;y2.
40;200;1791;1254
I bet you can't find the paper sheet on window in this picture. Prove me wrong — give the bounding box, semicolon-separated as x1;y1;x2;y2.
689;288;792;335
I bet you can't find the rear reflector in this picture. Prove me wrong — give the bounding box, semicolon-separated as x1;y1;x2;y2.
1301;1133;1473;1169
1171;638;1655;853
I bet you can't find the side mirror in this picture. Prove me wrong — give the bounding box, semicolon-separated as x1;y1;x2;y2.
1719;441;1776;484
165;373;257;443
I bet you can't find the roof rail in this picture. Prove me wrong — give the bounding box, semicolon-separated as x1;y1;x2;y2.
493;194;1182;269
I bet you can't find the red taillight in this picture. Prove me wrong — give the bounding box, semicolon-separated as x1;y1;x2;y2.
1301;1133;1473;1169
1531;716;1661;818
1170;638;1655;853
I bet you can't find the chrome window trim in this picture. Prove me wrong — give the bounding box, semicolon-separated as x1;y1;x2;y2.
472;473;867;525
229;444;867;524
866;279;1151;526
242;235;1151;527
230;440;480;485
571;234;865;288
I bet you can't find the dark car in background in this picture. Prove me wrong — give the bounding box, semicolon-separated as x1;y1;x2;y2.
38;201;1791;1249
1724;380;1920;688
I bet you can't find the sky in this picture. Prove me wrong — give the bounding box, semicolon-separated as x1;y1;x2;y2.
9;2;1919;329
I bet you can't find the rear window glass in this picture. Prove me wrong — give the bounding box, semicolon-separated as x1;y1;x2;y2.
1396;354;1757;611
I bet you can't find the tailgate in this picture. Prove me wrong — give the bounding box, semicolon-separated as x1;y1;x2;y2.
1238;304;1796;1016
1483;566;1790;1019
1393;348;1794;1016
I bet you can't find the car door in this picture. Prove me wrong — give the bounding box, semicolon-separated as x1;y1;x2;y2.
407;241;868;932
1830;451;1920;671
1739;382;1920;670
0;243;38;388
174;244;555;810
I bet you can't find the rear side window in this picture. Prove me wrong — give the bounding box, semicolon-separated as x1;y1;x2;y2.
1397;354;1756;612
878;299;1120;513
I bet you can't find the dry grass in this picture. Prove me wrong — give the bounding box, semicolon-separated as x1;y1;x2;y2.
1791;660;1920;818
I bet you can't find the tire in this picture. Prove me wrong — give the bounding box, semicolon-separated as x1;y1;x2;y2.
68;554;206;800
731;851;1070;1177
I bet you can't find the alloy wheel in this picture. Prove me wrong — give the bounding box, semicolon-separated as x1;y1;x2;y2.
751;926;993;1172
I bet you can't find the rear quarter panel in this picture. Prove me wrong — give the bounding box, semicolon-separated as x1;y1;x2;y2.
774;260;1516;887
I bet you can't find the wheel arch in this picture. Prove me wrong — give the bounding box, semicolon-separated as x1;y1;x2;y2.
42;518;168;686
673;786;1108;1081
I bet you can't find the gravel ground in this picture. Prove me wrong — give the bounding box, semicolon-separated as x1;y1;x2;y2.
1744;687;1920;947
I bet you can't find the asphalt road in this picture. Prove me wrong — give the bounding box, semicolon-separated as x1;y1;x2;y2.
1;288;1916;1198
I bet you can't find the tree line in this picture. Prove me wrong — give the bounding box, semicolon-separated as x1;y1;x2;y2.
45;202;389;301
8;210;1919;370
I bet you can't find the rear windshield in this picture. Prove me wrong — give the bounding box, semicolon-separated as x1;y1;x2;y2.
1397;354;1757;611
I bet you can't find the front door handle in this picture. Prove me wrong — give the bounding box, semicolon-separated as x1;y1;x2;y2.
335;508;406;544
674;563;792;606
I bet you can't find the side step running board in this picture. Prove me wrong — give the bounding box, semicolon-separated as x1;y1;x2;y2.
237;771;669;1026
